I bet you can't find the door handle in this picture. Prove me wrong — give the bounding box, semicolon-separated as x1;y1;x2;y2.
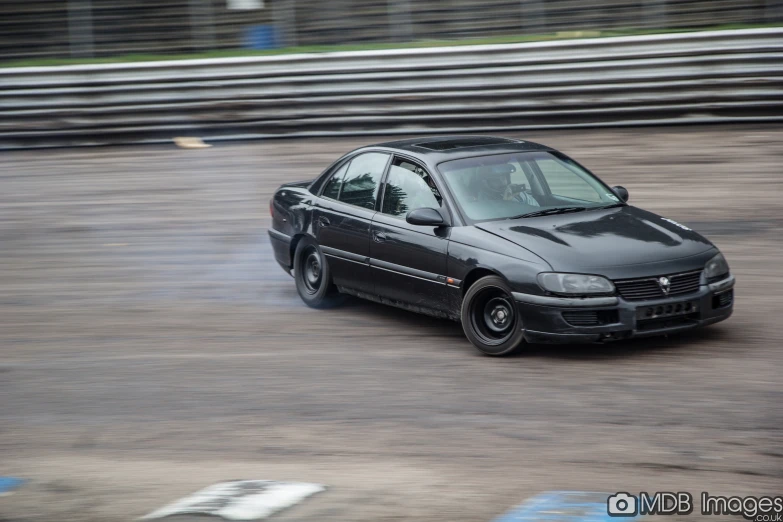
317;216;330;228
373;231;387;243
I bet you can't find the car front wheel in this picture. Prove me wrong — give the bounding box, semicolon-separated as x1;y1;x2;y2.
293;237;344;308
461;275;526;356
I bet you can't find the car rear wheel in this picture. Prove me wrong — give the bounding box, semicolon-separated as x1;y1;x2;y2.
461;275;526;356
294;237;344;308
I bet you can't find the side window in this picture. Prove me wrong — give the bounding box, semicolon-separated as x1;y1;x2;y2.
321;162;349;200
536;158;603;203
338;152;389;210
382;158;443;218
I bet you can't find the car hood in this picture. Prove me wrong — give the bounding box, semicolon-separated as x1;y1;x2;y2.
475;206;716;278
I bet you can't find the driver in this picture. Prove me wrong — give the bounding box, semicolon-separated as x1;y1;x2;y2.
476;165;539;206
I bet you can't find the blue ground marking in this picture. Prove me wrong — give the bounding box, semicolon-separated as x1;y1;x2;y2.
492;491;640;522
0;477;25;494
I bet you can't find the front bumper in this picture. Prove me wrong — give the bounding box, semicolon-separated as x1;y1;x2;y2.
512;275;735;344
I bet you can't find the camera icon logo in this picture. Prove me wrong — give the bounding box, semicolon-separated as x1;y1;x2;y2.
607;492;638;517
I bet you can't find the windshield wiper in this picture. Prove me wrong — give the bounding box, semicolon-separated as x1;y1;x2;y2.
510;206;587;219
597;203;625;209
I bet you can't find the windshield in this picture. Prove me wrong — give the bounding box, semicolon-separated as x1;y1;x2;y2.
437;151;622;223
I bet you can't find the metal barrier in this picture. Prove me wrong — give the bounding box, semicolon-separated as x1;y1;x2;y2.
0;28;781;149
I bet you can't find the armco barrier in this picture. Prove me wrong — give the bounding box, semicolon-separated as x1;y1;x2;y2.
0;28;781;149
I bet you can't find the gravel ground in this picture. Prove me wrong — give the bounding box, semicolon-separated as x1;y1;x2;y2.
0;126;781;522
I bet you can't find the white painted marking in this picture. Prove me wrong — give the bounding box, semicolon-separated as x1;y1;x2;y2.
142;480;325;520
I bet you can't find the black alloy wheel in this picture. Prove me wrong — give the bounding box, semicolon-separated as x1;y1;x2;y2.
302;247;323;294
461;275;526;356
293;237;344;308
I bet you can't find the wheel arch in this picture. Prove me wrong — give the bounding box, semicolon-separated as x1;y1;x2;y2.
461;267;507;296
289;232;316;269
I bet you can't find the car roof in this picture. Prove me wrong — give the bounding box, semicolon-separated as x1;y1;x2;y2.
372;135;555;163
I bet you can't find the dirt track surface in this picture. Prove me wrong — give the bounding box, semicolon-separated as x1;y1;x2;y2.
1;126;781;522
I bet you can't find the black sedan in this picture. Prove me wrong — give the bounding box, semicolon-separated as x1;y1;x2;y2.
268;136;734;355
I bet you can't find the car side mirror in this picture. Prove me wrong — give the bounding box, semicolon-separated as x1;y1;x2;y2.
612;186;629;202
406;207;444;226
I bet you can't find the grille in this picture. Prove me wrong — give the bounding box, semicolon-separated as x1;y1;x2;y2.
562;310;619;327
614;270;702;301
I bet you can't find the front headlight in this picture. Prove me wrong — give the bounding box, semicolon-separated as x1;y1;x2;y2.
537;273;615;295
704;252;730;280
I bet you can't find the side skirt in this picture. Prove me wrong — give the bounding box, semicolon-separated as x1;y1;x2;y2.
337;286;460;322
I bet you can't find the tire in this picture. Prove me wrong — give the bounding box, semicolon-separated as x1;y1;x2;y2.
293;237;345;308
461;275;526;356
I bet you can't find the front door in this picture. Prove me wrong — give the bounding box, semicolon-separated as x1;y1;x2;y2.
370;156;450;314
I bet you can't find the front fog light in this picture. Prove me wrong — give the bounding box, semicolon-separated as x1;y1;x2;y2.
704;252;729;280
537;273;614;295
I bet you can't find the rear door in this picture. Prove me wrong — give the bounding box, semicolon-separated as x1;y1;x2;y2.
312;152;390;293
370;156;451;313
